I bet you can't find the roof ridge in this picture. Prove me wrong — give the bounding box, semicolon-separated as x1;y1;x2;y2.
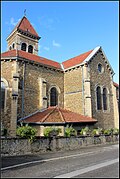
62;46;102;70
83;46;100;63
7;17;23;40
7;16;40;39
59;107;96;120
18;109;41;122
2;46;108;71
19;106;97;124
18;50;61;64
62;49;93;64
41;106;57;123
17;16;25;29
58;107;66;122
1;50;62;70
18;16;40;38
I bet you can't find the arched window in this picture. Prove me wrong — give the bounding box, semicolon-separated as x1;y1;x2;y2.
28;45;33;53
96;86;102;110
1;81;6;109
9;46;12;50
21;43;27;51
98;63;103;73
50;87;58;106
103;88;107;110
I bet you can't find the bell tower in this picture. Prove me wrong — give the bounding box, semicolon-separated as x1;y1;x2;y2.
6;16;41;55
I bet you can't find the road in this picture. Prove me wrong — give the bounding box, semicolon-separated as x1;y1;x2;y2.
1;144;119;178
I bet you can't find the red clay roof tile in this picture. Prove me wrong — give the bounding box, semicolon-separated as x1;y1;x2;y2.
1;50;17;57
2;47;109;71
17;16;40;38
62;49;93;69
1;50;62;69
59;108;97;123
9;16;40;38
21;106;97;124
113;82;119;88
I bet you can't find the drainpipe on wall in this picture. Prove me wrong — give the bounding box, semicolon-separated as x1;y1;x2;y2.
82;65;85;115
62;67;65;109
21;62;26;119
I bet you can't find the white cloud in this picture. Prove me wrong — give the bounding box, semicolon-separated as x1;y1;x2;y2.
5;17;21;27
44;47;50;51
10;18;16;26
10;17;20;26
52;40;61;47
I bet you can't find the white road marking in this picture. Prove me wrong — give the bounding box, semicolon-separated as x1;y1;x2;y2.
103;144;119;150
54;158;119;178
1;144;118;171
1;151;94;171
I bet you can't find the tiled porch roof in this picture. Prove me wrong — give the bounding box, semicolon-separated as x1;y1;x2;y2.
19;106;97;124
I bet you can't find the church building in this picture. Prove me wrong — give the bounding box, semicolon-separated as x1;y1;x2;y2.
1;16;119;137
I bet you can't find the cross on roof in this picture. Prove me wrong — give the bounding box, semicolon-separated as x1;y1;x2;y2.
24;9;26;16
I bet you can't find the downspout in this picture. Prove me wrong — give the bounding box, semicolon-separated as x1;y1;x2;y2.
63;70;65;109
82;65;85;115
60;63;65;109
21;62;26;118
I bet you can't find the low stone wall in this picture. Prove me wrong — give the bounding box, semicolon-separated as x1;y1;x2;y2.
1;134;119;156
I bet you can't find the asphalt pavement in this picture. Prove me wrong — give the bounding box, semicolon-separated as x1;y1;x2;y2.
1;143;119;169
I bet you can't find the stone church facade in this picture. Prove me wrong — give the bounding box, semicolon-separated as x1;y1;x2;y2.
1;16;119;137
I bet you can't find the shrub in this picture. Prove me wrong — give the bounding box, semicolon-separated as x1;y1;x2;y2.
91;127;103;136
16;125;37;143
91;129;99;136
65;126;77;137
113;128;119;135
103;129;111;135
103;128;119;135
80;126;90;136
44;127;62;137
110;128;119;135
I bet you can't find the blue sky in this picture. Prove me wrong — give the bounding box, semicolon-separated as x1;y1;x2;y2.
1;1;119;83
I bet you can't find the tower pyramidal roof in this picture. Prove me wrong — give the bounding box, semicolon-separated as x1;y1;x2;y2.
7;16;40;40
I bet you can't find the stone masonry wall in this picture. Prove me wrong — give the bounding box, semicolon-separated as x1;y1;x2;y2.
112;84;119;128
18;34;39;55
64;67;84;115
17;61;64;118
7;33;39;55
89;50;115;129
1;61;14;133
1;135;119;156
7;32;17;50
